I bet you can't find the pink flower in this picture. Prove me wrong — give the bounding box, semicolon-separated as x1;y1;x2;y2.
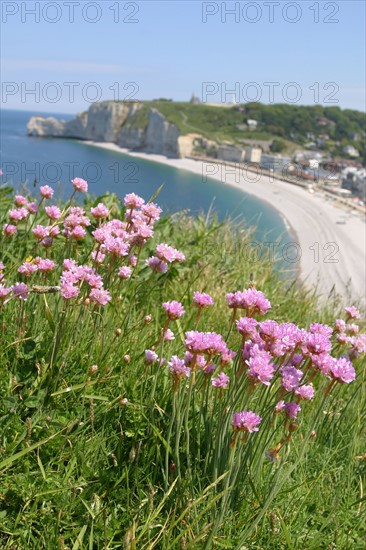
141;202;162;220
163;300;185;320
236;317;258;338
118;266;132;280
185;331;228;357
89;288;111;306
13;282;29;300
168;355;191;380
91;203;110;219
27;202;38;214
3;224;17;236
145;349;158;364
284;402;301;419
146;256;168;273
18;262;38;276
40;185;54;199
15;195;28;207
36;258;56;272
33;225;50;240
124;193;144;209
345;306;360;320
71;226;86;240
9;208;28;222
0;285;12;299
45;205;61;220
330;357;356;384
247;346;274;386
193;291;214;308
72;177;88;193
232;411;262;433
164;328;175;341
60;284;80;299
212;372;230;389
295;384;315;400
335;319;346;333
226;289;271;316
281;366;303;392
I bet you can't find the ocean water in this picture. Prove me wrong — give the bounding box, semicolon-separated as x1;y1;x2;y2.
0;109;288;244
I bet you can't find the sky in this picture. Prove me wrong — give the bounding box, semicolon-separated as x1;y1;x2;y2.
1;0;365;113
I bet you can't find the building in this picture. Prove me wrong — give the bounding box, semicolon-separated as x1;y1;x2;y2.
343;145;359;158
247;119;258;130
244;147;262;163
261;154;292;173
217;144;244;163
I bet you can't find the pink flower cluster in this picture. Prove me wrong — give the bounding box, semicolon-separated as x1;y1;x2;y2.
226;288;271;316
232;411;262;433
147;243;185;274
60;259;110;305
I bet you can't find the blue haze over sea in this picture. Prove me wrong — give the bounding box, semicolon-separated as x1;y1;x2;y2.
0;109;290;246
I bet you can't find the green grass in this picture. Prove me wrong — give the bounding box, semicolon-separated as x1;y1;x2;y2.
0;184;365;549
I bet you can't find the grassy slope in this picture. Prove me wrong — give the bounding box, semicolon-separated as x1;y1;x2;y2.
0;188;365;549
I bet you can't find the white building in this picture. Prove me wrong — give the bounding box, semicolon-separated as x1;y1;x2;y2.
244;147;262;163
343;145;360;158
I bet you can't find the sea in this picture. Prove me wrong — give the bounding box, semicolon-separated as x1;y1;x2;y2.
0;109;289;246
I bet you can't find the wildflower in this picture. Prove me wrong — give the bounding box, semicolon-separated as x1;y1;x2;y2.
302;332;332;356
60;284;80;299
163;300;185;320
0;285;12;299
36;258;57;273
45;205;61;220
284;402;301;419
146;256;168;273
9;208;28;222
311;353;335;376
91;203;110;219
236;317;258;338
281;366;303;392
141;202;162;221
330;357;356;384
3;224;17;236
295;384;315;400
246;346;274;386
156;243;184;264
124;193;144;209
40;185;54;199
193;291;214;308
89;288;111;306
27;202;38;214
163;329;175;341
33;225;50;240
144;314;152;324
18;262;38;276
90;365;98;374
220;349;237;366
15;195;28;207
346;323;359;335
145;349;158;364
212;372;230;389
232;411;262;433
71;177;88;193
128;254;138;267
13;282;29;300
345;306;360;320
168;355;191;380
185;331;228;357
226;288;271;316
309;323;333;338
118;266;132;280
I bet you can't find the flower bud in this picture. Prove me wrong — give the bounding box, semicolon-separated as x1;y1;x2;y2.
124;354;130;364
144;314;152;324
90;365;98;374
115;328;122;336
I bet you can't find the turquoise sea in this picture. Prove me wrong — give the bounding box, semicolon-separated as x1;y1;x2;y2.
0;109;289;244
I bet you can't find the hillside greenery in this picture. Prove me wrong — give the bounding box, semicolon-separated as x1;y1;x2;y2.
118;101;365;160
0;182;365;549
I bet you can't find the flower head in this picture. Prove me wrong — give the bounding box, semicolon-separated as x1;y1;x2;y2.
232;411;262;433
163;300;185;320
72;177;88;193
193;291;214;308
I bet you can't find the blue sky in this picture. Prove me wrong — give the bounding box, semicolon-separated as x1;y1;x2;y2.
1;0;365;113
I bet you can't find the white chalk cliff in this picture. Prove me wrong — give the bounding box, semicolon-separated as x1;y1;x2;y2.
27;101;198;158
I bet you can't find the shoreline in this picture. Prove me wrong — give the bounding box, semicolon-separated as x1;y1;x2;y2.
83;140;366;306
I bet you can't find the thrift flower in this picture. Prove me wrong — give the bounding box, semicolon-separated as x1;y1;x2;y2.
193;291;214;308
72;177;88;193
163;300;185;320
40;185;54;199
330;357;356;384
13;282;29;300
232;411;262;433
145;349;158;364
212;372;230;389
345;306;360;320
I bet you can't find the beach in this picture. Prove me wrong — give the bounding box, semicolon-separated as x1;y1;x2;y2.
84;141;366;306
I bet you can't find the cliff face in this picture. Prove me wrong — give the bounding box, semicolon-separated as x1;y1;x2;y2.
27;102;184;158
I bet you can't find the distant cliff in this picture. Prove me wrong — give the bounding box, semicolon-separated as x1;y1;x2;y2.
27;101;201;158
